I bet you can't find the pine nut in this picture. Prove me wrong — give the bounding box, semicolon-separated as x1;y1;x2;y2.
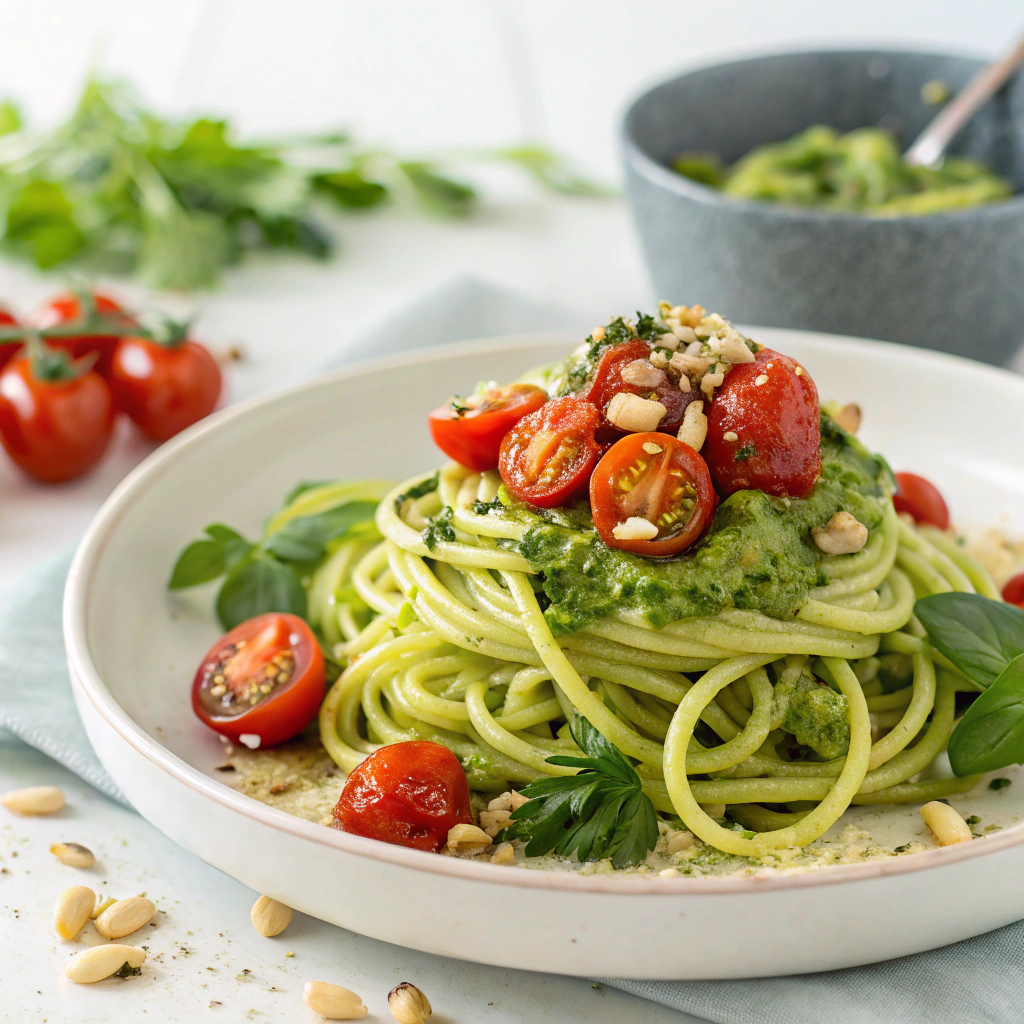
920;801;973;846
666;830;694;854
302;980;367;1019
65;943;146;984
95;896;156;939
91;896;116;919
490;841;515;865
54;885;96;940
251;895;293;937
2;785;64;815
388;981;432;1023
49;842;95;868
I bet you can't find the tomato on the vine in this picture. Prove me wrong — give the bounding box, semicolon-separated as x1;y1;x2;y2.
0;348;114;483
0;308;21;369
191;613;325;748
34;292;132;376
892;472;950;530
704;348;821;499
333;741;473;852
1002;572;1024;609
498;396;601;507
428;383;547;472
109;335;222;441
590;432;716;556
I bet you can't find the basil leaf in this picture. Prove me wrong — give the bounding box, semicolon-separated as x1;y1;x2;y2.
280;481;331;507
169;540;225;589
948;655;1024;775
398;162;476;217
215;553;307;630
205;524;253;569
263;500;377;563
916;593;1024;687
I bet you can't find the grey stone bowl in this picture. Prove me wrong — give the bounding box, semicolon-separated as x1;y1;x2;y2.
622;50;1024;365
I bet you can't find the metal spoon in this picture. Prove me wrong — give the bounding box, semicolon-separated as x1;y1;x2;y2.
904;35;1024;167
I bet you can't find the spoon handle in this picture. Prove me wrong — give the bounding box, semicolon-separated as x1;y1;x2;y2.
904;35;1024;167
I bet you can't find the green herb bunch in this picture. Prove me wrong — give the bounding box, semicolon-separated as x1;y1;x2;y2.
499;713;659;867
0;79;602;290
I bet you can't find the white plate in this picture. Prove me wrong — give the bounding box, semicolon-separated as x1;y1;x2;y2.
64;328;1024;980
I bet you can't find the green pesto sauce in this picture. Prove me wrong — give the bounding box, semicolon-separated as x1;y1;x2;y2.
512;414;892;636
673;125;1013;216
772;660;850;760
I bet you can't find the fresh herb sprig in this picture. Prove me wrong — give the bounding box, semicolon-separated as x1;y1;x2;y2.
917;593;1024;775
0;79;604;290
499;714;659;868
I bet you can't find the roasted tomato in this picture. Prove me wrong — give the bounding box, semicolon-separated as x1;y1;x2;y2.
1003;572;1024;609
333;741;473;852
109;335;222;441
590;432;716;556
581;338;695;439
0;308;21;369
34;292;132;376
498;396;601;507
191;613;326;748
892;472;950;530
428;383;547;472
704;348;821;499
0;352;114;483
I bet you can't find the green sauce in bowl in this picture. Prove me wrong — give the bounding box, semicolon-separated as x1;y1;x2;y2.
674;125;1013;215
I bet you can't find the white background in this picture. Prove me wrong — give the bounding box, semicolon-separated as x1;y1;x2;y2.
0;3;1022;1020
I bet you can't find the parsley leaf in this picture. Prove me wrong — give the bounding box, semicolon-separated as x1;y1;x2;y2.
421;507;456;552
499;714;659;868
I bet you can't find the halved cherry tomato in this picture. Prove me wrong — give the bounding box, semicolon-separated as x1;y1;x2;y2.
34;292;132;376
0;354;114;483
0;308;20;369
428;383;547;472
892;472;950;530
581;338;694;439
704;348;821;499
590;432;716;556
498;396;601;507
1002;572;1024;608
191;613;326;748
333;741;472;852
109;335;223;441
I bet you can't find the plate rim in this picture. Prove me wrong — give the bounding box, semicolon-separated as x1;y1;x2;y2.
64;326;1024;897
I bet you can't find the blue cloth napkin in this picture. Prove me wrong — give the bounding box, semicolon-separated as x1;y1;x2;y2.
3;276;1023;1024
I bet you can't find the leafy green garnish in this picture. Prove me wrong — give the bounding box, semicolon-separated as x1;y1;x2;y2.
0;79;601;289
989;778;1012;791
263;501;378;563
916;593;1024;775
499;714;659;868
421;507;456;552
394;472;439;511
113;961;142;979
734;443;758;462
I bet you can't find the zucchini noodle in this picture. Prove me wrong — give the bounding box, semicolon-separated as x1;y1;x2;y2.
312;460;996;855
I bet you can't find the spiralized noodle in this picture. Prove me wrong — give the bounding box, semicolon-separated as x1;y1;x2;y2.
314;462;990;856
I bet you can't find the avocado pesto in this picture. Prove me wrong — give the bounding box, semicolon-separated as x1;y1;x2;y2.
673;125;1013;216
513;413;889;635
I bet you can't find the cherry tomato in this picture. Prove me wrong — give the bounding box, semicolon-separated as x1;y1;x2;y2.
0;356;114;483
333;741;472;852
892;472;950;530
34;293;132;376
109;336;222;441
0;308;21;370
428;383;547;472
704;348;821;499
1002;572;1024;608
498;396;601;508
590;432;716;556
581;338;694;440
191;613;326;748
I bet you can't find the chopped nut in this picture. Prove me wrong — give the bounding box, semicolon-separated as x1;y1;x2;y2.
669;350;711;380
612;517;659;541
641;441;663;455
605;392;666;432
95;896;156;939
388;982;432;1024
666;830;695;854
722;430;739;443
812;511;869;555
754;373;769;386
649;349;669;369
445;823;492;853
708;328;755;364
700;370;725;398
479;809;511;837
251;895;293;937
672;324;698;343
2;785;65;816
676;401;707;452
303;980;368;1019
620;359;667;388
834;402;862;434
659;867;681;878
677;374;691;393
487;790;529;812
50;842;95;868
490;841;515;865
65;944;146;984
655;331;680;351
54;885;96;940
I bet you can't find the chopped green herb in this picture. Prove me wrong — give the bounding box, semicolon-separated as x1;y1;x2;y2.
741;830;757;840
114;961;142;979
989;778;1012;792
422;507;456;551
394;472;439;511
893;843;912;854
965;815;981;826
734;443;758;462
449;396;471;417
472;495;504;516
